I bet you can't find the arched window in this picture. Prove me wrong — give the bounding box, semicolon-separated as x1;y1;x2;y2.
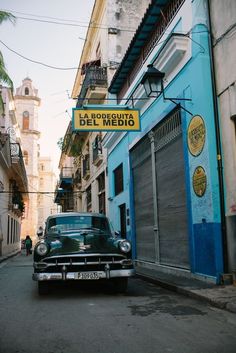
23;151;28;165
22;111;29;130
25;87;29;95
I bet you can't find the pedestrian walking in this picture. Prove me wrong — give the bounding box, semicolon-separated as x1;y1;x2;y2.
25;235;32;256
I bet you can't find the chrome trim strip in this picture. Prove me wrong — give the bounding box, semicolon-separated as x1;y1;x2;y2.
34;259;132;268
32;269;135;281
43;253;126;260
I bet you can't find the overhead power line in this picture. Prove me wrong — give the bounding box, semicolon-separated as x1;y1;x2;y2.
0;39;78;70
1;9;91;25
0;28;208;72
2;9;137;32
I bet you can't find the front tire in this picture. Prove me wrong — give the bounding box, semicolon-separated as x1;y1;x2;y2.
38;281;49;295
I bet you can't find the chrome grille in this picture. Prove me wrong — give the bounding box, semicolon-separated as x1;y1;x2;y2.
41;253;126;267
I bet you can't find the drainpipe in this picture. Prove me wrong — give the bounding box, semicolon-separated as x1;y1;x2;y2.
207;0;228;273
148;131;160;263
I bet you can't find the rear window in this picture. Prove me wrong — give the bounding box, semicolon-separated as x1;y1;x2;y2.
47;215;111;234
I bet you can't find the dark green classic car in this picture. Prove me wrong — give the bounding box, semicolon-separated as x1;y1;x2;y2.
32;212;135;295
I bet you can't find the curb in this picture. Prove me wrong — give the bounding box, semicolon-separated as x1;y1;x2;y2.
136;273;236;314
0;250;21;264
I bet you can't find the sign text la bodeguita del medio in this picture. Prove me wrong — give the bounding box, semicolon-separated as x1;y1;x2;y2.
72;108;140;131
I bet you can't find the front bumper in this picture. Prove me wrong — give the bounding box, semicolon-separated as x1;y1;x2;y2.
32;269;135;281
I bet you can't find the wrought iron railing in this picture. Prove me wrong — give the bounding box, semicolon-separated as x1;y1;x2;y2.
10;143;28;187
76;67;108;107
118;0;185;101
92;135;103;163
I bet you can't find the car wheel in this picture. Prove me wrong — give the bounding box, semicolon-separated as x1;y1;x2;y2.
113;278;128;293
38;281;49;295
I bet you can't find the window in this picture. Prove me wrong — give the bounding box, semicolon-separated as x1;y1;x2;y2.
97;172;105;214
23;151;28;165
47;215;110;233
114;163;123;196
86;185;92;212
23;111;29;130
25;87;29;95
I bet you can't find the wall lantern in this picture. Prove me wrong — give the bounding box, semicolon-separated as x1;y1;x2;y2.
141;64;193;115
140;64;165;98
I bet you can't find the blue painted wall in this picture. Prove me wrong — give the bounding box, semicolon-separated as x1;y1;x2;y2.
107;4;224;281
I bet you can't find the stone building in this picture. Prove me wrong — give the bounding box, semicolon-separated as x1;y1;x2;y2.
105;0;233;284
209;0;236;272
14;78;41;242
55;0;150;220
0;85;28;256
38;156;57;232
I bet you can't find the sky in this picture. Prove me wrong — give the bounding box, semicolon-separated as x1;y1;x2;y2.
0;0;95;174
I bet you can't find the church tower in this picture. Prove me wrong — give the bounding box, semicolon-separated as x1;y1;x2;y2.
14;78;41;241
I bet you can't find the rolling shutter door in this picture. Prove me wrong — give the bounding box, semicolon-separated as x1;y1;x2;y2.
154;110;189;269
131;136;155;262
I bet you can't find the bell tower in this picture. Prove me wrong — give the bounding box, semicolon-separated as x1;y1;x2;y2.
14;78;41;241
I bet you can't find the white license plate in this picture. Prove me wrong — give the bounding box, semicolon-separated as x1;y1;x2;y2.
77;272;100;280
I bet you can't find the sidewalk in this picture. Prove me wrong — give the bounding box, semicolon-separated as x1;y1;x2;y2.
136;266;236;314
0;250;21;264
1;251;236;313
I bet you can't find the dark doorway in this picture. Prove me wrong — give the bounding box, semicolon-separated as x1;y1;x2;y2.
119;203;126;239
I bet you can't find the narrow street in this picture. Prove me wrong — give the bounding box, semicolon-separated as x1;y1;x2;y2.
0;254;236;353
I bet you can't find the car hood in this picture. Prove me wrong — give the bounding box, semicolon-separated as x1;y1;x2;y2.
44;230;119;256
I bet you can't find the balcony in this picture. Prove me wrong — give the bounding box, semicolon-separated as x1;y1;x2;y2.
58;167;73;188
0;133;11;168
54;185;74;212
10;143;28;192
55;167;73;207
76;66;108;107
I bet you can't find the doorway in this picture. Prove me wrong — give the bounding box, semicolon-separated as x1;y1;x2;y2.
119;203;127;239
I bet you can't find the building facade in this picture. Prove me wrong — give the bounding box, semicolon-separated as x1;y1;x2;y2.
105;0;228;284
55;0;150;218
0;86;28;256
209;0;236;272
38;157;57;231
14;78;41;242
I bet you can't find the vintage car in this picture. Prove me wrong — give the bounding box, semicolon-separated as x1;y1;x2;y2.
32;212;135;294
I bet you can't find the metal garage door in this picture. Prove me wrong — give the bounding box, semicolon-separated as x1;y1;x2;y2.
131;109;189;269
131;136;155;262
154;110;189;268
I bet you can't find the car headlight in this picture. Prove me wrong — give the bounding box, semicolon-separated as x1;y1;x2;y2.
119;240;131;253
35;242;49;256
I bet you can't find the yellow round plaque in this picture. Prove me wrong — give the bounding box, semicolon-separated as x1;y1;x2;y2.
193;166;207;197
187;115;206;156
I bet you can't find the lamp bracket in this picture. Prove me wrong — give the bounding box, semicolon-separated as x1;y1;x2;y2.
166;98;193;116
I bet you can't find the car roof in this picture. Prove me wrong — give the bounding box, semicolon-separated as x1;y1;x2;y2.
46;212;107;221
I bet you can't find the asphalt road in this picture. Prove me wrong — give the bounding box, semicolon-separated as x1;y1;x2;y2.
0;254;236;353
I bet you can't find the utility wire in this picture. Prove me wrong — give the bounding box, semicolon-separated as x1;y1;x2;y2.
0;28;208;72
0;39;78;70
1;9;92;25
5;14;136;33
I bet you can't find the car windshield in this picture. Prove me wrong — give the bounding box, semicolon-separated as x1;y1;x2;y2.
47;215;111;234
